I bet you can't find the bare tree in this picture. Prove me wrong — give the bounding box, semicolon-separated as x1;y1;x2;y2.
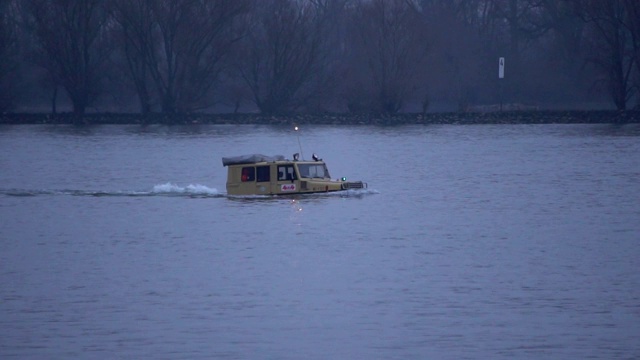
622;0;640;107
344;0;429;113
515;0;593;105
109;0;250;114
580;0;635;110
26;0;111;115
152;0;250;113
419;1;488;110
236;0;340;114
108;0;156;113
0;0;18;111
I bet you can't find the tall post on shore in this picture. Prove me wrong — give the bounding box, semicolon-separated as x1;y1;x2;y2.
498;57;505;111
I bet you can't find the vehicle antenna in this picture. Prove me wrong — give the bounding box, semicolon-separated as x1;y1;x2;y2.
294;124;304;160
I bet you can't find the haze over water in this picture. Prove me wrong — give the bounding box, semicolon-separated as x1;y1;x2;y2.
1;123;639;359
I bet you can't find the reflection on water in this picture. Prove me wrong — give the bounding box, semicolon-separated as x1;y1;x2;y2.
1;123;639;359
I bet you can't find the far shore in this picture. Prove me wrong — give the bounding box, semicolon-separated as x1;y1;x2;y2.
1;110;638;125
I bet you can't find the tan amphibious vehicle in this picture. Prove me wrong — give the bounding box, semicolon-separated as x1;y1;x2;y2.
222;153;367;196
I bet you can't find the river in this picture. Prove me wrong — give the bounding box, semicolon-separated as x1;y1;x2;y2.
1;123;639;359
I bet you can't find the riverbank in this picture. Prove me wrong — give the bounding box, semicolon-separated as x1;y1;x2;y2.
1;110;639;125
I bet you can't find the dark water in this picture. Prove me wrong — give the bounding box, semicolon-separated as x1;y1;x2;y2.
1;124;639;359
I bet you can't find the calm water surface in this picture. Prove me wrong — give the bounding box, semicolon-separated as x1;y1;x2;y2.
1;123;639;359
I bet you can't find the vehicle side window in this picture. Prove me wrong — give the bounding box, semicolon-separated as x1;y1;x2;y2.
256;166;270;182
277;165;296;181
241;167;255;182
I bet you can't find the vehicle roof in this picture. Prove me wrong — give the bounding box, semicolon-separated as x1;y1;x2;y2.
222;154;284;166
222;154;326;167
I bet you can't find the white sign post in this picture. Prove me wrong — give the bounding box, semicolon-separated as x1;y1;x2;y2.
498;57;505;111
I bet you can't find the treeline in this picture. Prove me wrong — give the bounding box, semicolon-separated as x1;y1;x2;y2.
1;0;639;115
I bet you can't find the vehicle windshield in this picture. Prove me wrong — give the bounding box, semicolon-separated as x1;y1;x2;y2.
297;163;330;179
